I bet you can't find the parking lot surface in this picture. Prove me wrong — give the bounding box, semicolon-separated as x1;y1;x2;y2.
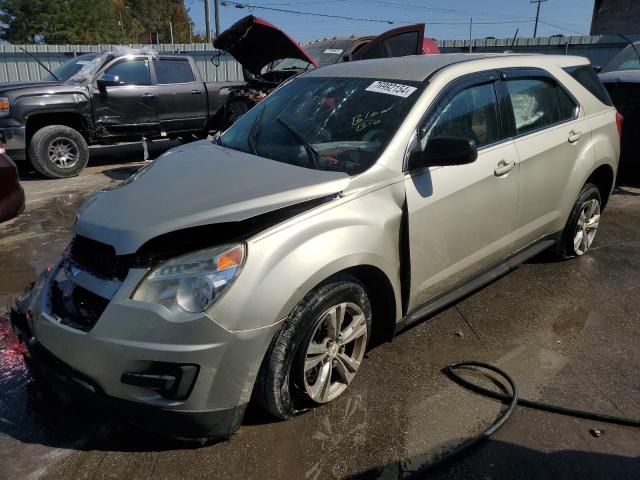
0;146;639;479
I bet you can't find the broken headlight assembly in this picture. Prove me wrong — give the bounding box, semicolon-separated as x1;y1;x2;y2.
132;243;245;314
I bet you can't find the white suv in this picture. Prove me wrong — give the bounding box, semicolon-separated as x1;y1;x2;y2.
13;53;620;440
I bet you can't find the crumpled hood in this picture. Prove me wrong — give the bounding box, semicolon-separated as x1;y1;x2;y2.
213;15;318;75
74;140;349;255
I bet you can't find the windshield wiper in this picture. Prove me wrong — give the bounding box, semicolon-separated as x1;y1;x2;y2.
248;106;266;156
276;117;320;169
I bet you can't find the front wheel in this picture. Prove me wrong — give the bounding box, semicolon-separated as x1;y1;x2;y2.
255;276;372;419
28;125;89;178
555;183;602;259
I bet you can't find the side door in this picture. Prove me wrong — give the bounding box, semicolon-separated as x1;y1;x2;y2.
404;72;520;310
91;55;160;137
152;57;208;134
351;24;425;61
499;69;593;245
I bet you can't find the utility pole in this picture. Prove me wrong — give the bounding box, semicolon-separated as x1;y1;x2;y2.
531;0;547;38
169;21;174;45
205;0;212;43
469;18;473;53
214;0;220;38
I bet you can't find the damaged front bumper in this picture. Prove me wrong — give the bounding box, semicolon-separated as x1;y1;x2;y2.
10;261;280;440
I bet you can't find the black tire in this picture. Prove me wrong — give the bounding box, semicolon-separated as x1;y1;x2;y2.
553;182;602;259
28;125;89;178
255;276;372;419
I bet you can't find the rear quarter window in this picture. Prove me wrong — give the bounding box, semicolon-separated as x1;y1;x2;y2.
563;65;613;106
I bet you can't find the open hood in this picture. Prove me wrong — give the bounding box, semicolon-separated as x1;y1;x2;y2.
214;15;318;75
74;141;349;255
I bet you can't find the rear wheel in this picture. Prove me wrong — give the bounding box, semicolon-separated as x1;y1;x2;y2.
554;183;601;259
255;276;372;419
28;125;89;178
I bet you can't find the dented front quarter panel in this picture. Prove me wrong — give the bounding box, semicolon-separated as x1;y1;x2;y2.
208;168;406;333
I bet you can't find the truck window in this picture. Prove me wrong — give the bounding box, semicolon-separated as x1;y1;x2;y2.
104;58;151;86
155;59;195;84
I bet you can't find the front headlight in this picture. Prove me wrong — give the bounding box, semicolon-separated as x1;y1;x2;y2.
132;243;245;314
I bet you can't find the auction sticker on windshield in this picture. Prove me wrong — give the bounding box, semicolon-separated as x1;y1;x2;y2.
323;49;343;54
365;81;417;98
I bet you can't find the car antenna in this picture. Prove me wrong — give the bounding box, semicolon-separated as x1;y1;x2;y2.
19;46;60;81
616;33;640;66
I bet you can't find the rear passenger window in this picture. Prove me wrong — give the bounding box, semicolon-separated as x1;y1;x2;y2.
563;65;613;106
506;78;574;135
155;59;194;84
421;82;501;149
556;85;578;120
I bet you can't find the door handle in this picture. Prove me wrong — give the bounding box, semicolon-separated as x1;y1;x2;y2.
494;160;515;176
568;130;583;143
142;92;156;99
191;89;202;95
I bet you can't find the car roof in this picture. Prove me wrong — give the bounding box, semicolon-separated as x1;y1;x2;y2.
305;53;589;82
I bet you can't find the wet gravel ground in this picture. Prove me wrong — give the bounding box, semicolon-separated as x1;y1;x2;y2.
0;147;639;479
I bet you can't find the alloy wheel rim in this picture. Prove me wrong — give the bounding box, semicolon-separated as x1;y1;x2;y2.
48;137;79;169
303;302;368;403
574;198;600;255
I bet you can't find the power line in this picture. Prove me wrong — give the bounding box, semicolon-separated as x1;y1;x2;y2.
221;1;538;26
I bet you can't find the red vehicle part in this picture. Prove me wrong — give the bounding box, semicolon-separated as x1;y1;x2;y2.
422;38;441;54
0;147;25;223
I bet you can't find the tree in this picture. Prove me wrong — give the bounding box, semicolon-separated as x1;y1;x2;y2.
124;0;194;43
0;0;122;44
0;0;199;44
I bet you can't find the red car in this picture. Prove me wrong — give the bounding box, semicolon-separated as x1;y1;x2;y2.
211;16;436;128
0;142;25;223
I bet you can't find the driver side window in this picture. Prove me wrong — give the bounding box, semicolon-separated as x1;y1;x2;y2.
103;58;151;86
420;82;501;151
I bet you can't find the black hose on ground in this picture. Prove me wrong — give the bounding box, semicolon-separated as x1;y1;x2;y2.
399;361;639;479
446;361;640;428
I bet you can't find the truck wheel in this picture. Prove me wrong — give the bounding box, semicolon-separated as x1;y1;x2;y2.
255;276;372;419
28;125;89;178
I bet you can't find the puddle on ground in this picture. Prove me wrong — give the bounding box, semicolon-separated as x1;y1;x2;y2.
0;193;86;306
552;305;591;335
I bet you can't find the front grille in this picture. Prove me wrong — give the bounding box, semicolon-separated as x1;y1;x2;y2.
50;280;109;332
69;235;129;280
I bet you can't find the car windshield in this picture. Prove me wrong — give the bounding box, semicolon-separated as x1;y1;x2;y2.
273;39;355;71
42;54;99;81
218;76;423;175
602;42;640;73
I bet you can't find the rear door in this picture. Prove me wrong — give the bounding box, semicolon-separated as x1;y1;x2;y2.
405;72;520;309
91;55;159;137
152;57;207;134
351;24;425;61
499;68;593;245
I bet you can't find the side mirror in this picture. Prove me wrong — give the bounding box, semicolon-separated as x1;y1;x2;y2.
96;74;120;92
592;65;602;73
412;136;478;168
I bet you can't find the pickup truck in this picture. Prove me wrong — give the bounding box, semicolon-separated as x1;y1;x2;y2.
0;51;243;178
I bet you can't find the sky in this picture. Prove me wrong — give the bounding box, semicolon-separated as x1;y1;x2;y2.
185;0;596;43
